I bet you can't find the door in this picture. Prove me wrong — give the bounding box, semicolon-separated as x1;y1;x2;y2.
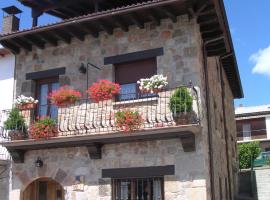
23;178;64;200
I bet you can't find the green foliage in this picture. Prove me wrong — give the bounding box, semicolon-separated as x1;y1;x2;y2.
238;142;261;169
169;87;193;113
4;108;26;131
267;157;270;167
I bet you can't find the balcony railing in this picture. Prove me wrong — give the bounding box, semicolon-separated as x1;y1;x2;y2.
0;86;201;141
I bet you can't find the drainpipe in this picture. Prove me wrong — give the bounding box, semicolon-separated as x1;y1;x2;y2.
202;36;224;200
219;56;232;200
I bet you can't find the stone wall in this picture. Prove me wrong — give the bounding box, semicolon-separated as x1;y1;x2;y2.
0;161;10;200
206;56;238;200
15;15;202;99
10;139;207;200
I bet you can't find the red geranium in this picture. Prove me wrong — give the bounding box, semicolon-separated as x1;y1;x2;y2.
86;80;120;102
115;110;144;132
48;86;81;107
29;117;58;140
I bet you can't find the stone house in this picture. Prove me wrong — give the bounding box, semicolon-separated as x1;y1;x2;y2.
0;0;243;200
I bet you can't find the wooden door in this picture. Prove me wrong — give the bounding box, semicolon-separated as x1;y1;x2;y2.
23;178;64;200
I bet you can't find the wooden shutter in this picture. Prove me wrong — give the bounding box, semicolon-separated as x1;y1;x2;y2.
115;58;157;84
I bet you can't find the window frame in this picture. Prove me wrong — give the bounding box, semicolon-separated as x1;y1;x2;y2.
35;76;59;118
111;177;164;200
114;58;158;101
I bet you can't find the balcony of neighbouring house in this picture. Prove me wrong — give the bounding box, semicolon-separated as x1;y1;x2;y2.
0;85;201;163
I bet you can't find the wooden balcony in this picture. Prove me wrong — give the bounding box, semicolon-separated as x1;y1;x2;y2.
0;86;202;163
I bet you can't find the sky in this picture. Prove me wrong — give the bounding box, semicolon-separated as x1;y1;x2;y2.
0;1;269;107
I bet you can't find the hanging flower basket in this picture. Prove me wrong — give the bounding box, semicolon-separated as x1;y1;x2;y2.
48;86;82;107
86;80;120;103
137;74;168;94
115;110;144;132
15;95;38;110
29;117;58;140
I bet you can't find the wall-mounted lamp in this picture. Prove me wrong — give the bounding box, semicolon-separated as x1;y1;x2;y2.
35;157;43;168
79;62;101;74
79;62;101;92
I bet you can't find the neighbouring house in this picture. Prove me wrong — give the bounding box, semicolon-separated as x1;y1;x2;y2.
0;46;14;200
0;1;243;200
236;105;270;151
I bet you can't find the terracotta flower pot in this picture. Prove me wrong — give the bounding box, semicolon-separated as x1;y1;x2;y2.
173;111;197;125
17;103;36;110
9;130;25;140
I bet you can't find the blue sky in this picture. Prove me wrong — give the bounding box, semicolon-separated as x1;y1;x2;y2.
0;1;269;107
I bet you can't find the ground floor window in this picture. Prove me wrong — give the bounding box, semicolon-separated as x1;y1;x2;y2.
112;177;164;200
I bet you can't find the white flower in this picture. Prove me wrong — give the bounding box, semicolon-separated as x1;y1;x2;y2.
14;95;39;105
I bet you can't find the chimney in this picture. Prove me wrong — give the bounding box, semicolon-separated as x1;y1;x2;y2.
2;6;22;34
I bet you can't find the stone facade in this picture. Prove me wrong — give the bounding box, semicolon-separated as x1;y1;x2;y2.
206;57;238;200
11;139;207;200
7;14;238;200
0;161;10;200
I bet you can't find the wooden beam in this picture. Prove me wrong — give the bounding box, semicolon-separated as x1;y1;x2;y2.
38;32;58;46
197;14;218;24
98;20;113;35
130;13;144;29
113;16;129;32
54;30;72;44
65;26;86;41
10;38;32;51
148;9;161;26
87;144;103;159
24;35;45;49
80;23;99;38
156;7;177;23
0;41;20;54
201;30;223;40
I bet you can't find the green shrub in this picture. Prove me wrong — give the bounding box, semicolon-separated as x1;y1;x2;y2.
4;108;26;131
169;87;193;114
238;142;261;169
267;157;270;167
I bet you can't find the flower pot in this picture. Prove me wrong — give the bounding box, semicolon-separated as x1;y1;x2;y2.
9;130;25;140
57;98;77;107
173;111;197;125
17;103;36;110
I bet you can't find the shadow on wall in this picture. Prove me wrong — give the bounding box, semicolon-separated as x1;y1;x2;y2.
238;170;258;199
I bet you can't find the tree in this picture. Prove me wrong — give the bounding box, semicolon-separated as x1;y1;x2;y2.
238;141;261;169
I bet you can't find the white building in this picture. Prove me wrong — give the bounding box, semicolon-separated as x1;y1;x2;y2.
0;45;14;156
0;45;15;126
235;105;270;151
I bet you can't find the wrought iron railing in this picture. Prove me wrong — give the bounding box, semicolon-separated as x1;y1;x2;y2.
0;86;201;141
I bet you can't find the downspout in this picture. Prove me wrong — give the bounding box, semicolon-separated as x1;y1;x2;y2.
202;36;224;200
219;56;232;200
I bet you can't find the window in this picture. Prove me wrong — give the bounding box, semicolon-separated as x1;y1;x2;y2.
36;77;59;119
112;178;163;200
242;124;251;141
115;58;157;101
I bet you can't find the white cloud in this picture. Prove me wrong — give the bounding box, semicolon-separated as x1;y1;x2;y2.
250;45;270;77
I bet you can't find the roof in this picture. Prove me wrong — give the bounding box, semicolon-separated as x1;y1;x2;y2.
2;6;22;15
235;105;270;119
0;0;243;99
18;0;150;19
